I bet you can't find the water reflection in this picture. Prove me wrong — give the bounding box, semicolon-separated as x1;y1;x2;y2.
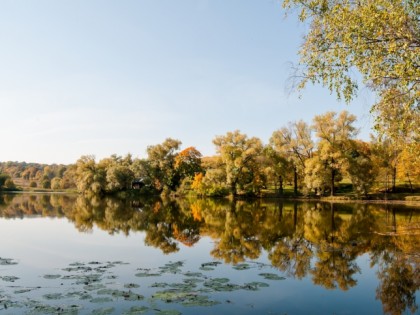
0;193;419;315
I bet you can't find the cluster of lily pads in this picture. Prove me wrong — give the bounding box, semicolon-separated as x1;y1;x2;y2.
0;257;286;314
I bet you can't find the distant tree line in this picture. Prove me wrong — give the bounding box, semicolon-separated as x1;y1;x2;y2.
1;111;419;197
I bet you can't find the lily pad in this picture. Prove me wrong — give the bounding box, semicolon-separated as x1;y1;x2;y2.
84;283;106;291
66;291;93;300
43;274;61;279
0;257;18;265
183;272;204;277
242;281;270;291
258;273;286;280
232;263;251;270
124;283;140;289
159;261;184;274
199;261;221;271
43;293;65;300
91;307;115;315
14;288;36;294
203;278;241;292
181;295;220;307
90;297;114;303
152;290;197;303
0;276;19;282
154;310;181;315
135;272;161;277
150;282;169;288
122;306;150;315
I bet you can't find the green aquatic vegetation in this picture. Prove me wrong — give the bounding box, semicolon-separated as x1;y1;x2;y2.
63;265;93;272
84;283;106;291
27;303;81;315
66;290;93;300
90;296;113;303
168;282;197;290
0;275;19;282
242;281;270;291
0;257;18;265
154;310;181;315
91;306;115;315
181;295;220;307
183;271;204;277
74;273;103;285
43;293;65;300
150;282;169;288
258;273;286;280
135;271;161;277
232;263;251;270
43;274;62;279
152;289;219;307
14;288;36;294
199;261;221;271
159;261;184;274
122;306;150;314
182;278;205;285
96;288;144;301
203;278;241;292
0;258;280;313
152;290;201;303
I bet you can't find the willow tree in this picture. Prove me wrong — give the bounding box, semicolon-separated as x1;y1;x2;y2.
309;111;358;196
213;130;263;197
270;120;313;195
284;0;419;139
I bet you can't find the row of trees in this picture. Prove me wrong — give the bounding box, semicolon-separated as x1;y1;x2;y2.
0;162;74;189
1;110;418;197
69;110;419;197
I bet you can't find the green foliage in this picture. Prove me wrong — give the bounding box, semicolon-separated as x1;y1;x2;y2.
41;179;51;189
51;177;62;190
0;174;10;188
146;138;182;192
213;130;264;196
284;0;419;144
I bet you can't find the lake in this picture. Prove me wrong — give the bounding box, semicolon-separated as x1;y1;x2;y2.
0;193;418;315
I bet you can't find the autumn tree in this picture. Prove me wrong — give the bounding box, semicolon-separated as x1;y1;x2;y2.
284;0;419;140
307;111;358;196
346;140;378;197
98;154;134;193
262;146;290;195
146;138;182;193
270;120;313;195
174;146;202;179
74;155;106;195
213;130;264;197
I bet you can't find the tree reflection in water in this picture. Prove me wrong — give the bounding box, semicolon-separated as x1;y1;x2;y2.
0;193;418;314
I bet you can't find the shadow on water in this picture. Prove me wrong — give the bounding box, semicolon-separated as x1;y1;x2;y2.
0;193;419;314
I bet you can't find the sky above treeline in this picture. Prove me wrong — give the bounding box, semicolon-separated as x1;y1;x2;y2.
0;0;375;164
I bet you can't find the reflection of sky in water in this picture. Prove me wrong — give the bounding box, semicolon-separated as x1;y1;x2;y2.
1;216;413;315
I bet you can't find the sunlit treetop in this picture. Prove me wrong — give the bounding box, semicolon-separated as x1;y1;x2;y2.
284;0;419;100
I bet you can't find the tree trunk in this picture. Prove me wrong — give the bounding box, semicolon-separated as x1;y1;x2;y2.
331;168;335;196
278;175;283;196
230;182;237;198
391;166;397;192
406;173;413;193
293;167;298;196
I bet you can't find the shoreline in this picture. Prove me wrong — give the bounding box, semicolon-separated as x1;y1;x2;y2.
2;190;420;207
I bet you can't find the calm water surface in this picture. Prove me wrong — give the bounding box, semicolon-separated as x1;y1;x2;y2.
0;193;418;315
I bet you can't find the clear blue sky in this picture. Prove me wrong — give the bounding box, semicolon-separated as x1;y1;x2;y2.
0;0;374;164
